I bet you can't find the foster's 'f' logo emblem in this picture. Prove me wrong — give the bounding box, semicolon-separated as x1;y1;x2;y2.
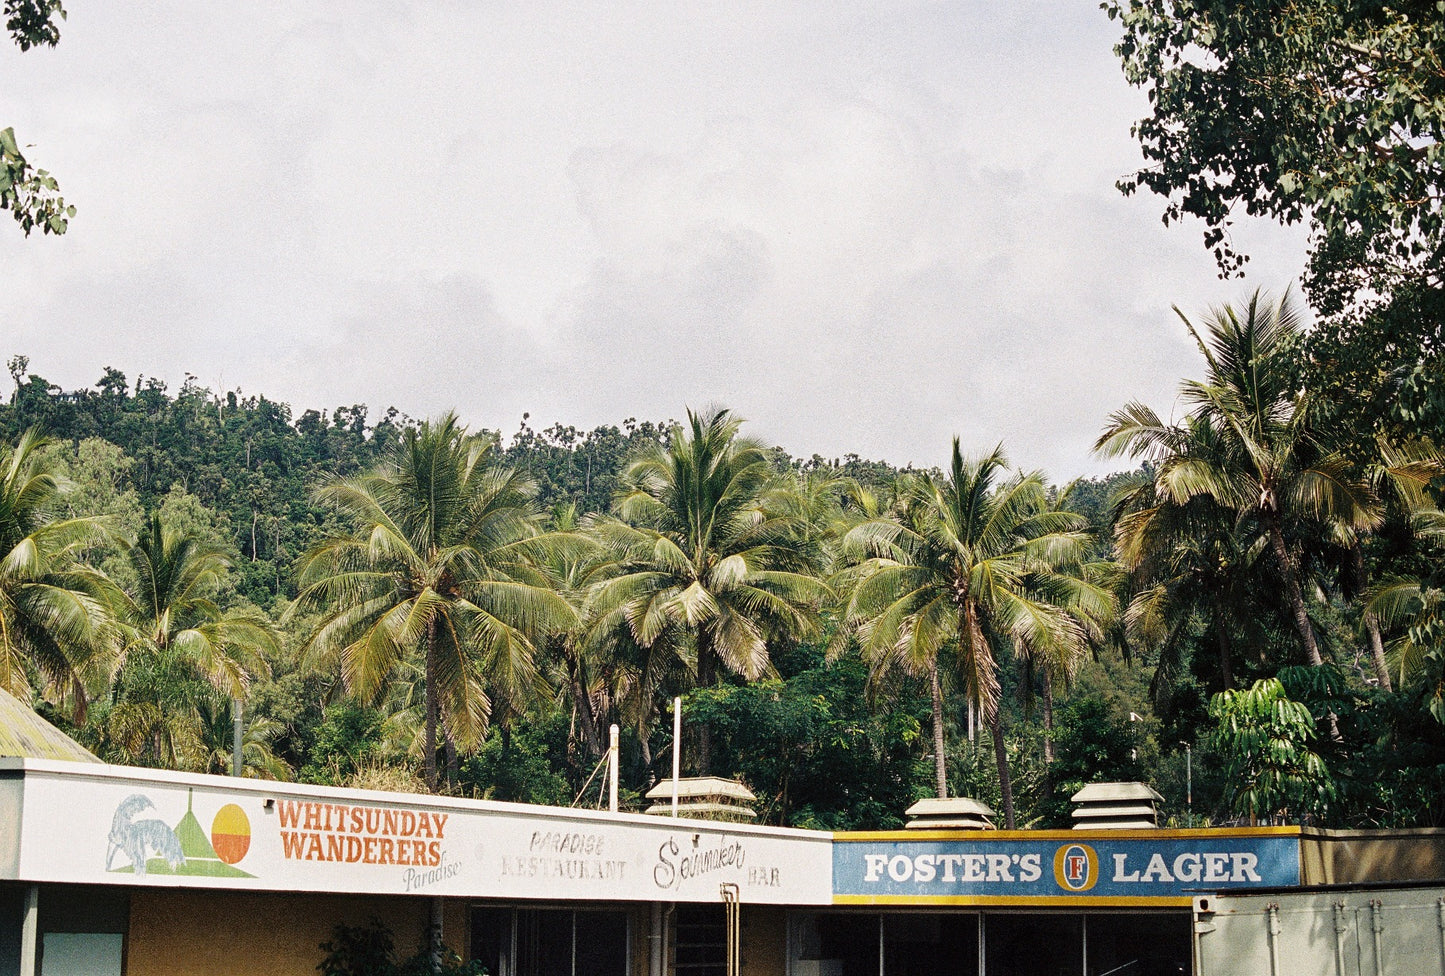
1052;843;1098;892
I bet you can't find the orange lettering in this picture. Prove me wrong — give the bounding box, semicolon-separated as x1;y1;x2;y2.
364;837;378;862
303;804;324;831
427;841;441;866
280;831;306;858
383;810;398;835
327;835;345;861
379;838;395;863
278;800;302;829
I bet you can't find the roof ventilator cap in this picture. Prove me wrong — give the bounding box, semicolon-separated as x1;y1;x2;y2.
1070;781;1163;829
644;776;758;822
903;797;997;830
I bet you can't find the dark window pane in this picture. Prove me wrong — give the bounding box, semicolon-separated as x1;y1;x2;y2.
517;909;573;976
471;907;509;976
884;914;979;976
574;911;628;976
1085;914;1189;976
814;913;879;976
0;887;23;976
983;914;1082;976
675;904;727;976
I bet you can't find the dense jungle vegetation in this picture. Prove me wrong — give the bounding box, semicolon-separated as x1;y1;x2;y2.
3;288;1443;831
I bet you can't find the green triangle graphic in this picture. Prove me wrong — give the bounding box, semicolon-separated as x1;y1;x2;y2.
174;791;219;860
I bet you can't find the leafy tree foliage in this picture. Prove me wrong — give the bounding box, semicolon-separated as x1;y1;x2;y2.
2;1;72;236
686;646;929;830
1209;675;1333;825
1098;290;1380;670
4;351;1441;831
1104;0;1445;443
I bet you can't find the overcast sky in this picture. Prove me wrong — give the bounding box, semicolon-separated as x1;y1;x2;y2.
1;2;1309;477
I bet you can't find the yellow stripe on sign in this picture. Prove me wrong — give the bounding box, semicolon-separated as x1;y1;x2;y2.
831;894;1195;908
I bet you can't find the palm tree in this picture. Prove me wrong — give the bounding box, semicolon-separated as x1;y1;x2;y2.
290;413;579;790
841;441;1091;827
1366;510;1445;708
1018;483;1118;770
197;697;292;779
103;514;278;768
0;428;114;708
590;408;829;774
1343;438;1444;691
1097;289;1381;670
1111;448;1278;697
111;514;277;698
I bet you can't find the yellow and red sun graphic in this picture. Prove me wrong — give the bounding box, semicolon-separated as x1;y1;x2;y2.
210;803;252;864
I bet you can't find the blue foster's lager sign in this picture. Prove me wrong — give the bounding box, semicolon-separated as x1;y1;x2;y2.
832;830;1300;903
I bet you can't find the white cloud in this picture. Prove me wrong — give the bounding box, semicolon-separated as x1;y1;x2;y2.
0;2;1309;479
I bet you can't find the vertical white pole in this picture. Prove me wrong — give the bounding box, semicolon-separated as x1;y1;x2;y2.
19;885;38;976
671;696;682;818
608;724;620;813
232;697;244;777
1186;743;1193;827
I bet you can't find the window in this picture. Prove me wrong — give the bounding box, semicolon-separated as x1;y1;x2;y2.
1083;914;1189;976
982;915;1083;976
791;912;981;976
674;904;726;976
471;907;629;976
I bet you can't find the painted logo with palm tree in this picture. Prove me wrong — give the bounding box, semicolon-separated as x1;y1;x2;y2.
106;791;255;878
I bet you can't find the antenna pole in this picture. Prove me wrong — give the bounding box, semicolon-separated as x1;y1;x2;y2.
671;696;682;817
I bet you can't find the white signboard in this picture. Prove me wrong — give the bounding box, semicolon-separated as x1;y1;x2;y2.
7;761;832;906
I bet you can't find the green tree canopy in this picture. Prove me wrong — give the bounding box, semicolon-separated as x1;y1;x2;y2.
1105;0;1445;442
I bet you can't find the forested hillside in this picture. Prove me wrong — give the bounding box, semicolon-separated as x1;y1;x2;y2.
4;316;1443;833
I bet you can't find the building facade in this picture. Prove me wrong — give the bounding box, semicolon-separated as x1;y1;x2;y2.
2;758;1442;976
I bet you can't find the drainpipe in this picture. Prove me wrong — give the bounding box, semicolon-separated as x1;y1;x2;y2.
1369;899;1384;976
720;885;740;976
1266;903;1281;976
18;885;38;976
1332;902;1348;976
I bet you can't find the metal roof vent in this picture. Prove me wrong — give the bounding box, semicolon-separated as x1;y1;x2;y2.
903;797;997;830
644;776;757;822
1070;782;1163;829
